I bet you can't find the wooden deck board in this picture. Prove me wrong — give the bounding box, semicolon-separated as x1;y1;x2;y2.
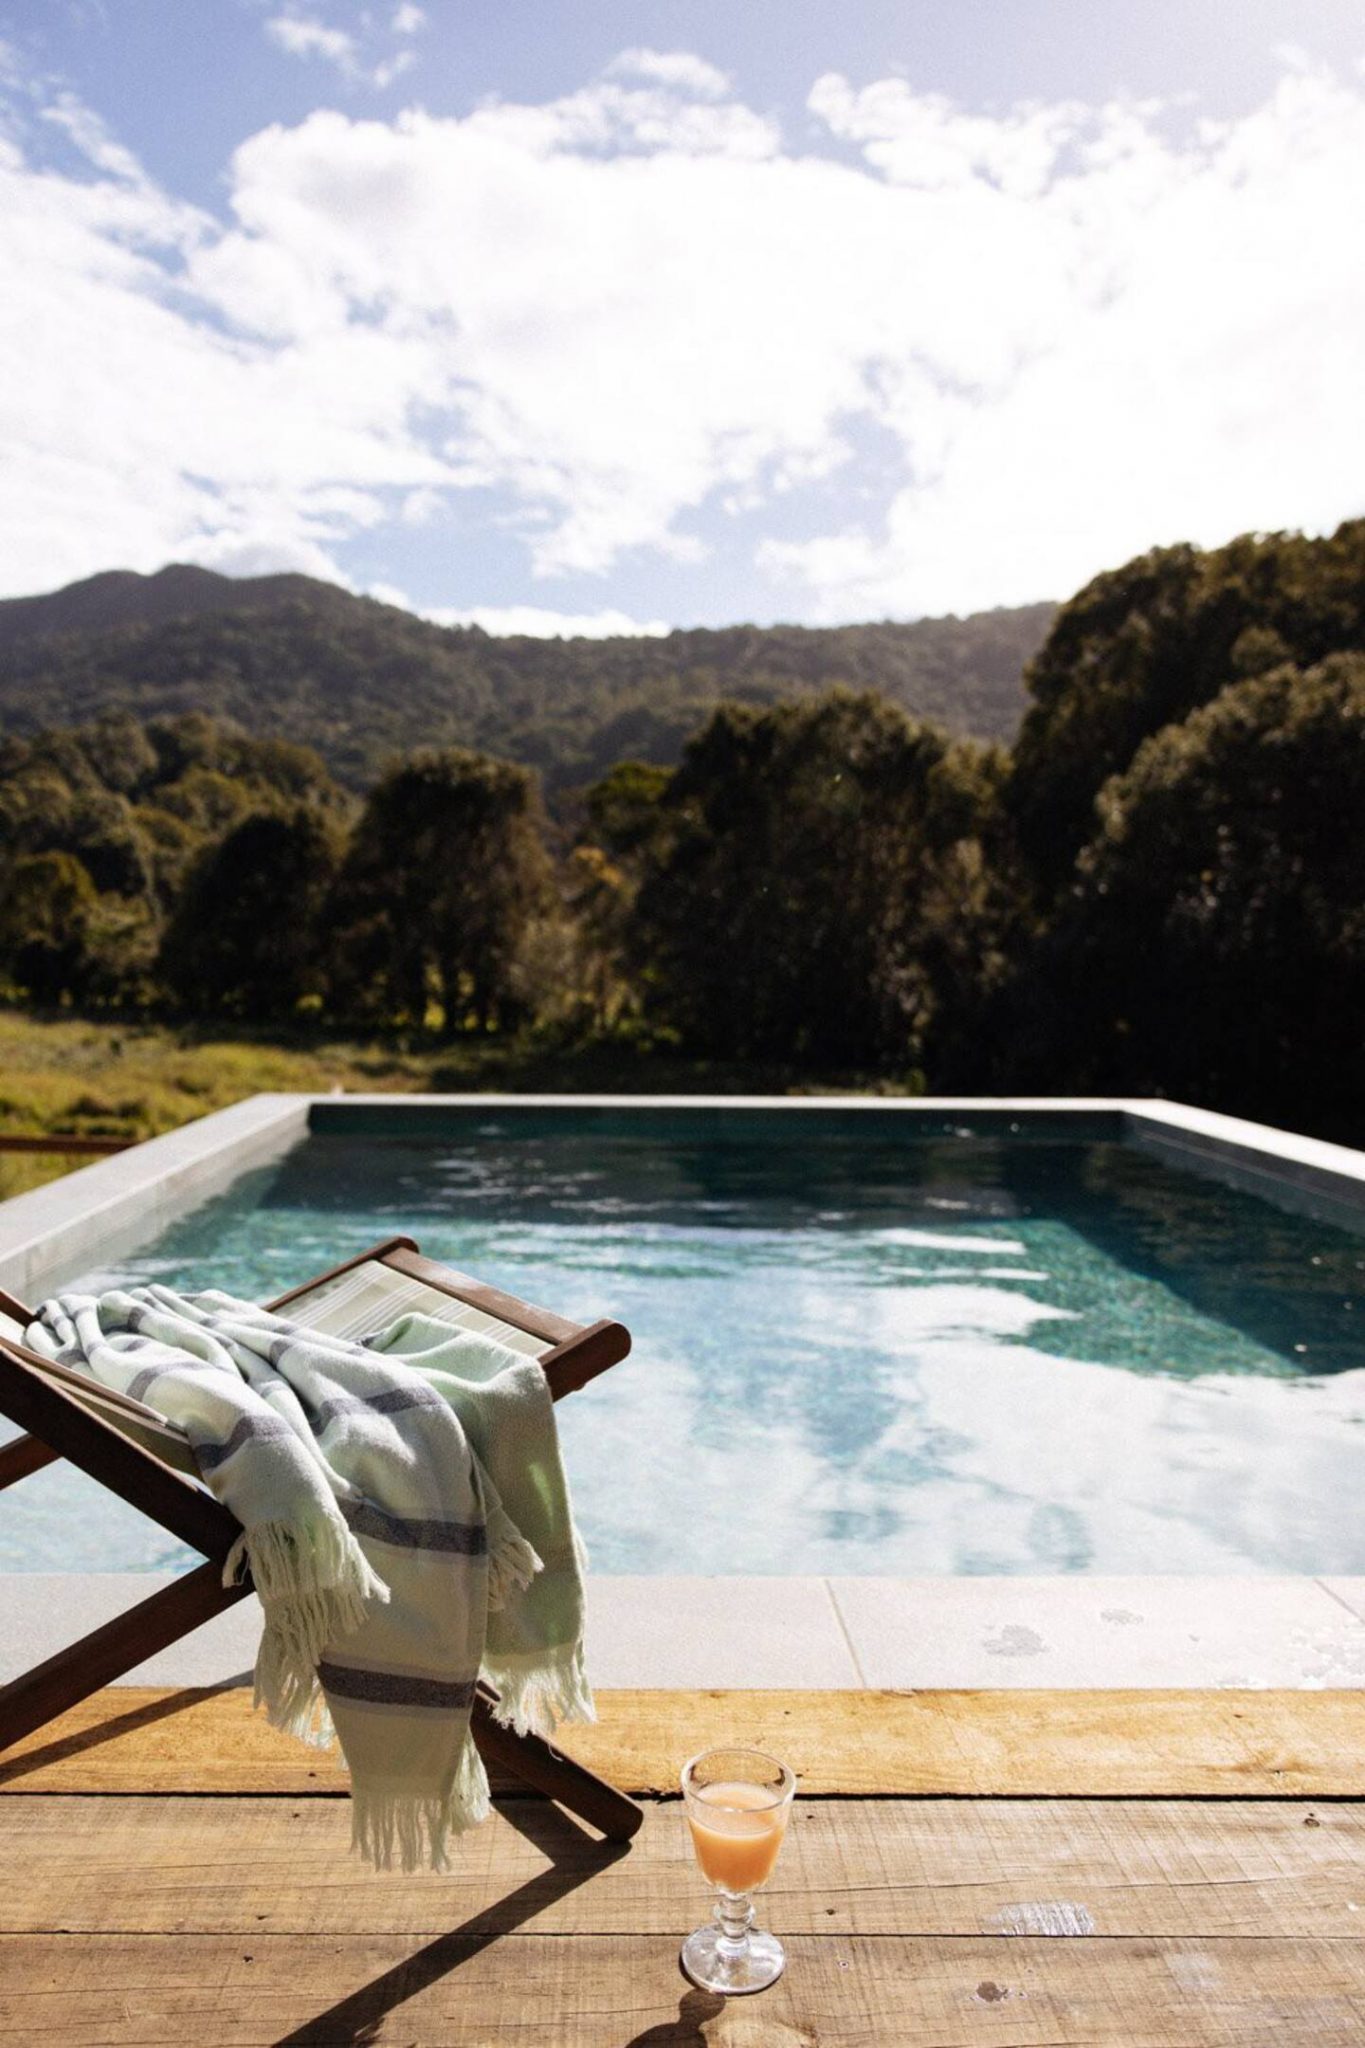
3;1931;1365;2046
0;1793;1362;1939
5;1687;1365;2044
5;1686;1365;1796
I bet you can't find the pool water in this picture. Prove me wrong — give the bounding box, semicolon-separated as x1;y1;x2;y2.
4;1116;1365;1575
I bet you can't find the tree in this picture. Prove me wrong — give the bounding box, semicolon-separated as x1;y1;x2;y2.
562;760;674;1033
629;692;1001;1071
0;851;99;1005
1024;654;1365;1136
328;749;554;1033
1009;519;1365;894
158;808;342;1021
584;759;672;858
0;573;1052;796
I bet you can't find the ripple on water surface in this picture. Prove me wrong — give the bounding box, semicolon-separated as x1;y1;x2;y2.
3;1125;1364;1574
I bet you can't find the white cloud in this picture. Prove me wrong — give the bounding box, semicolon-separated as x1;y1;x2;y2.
265;15;358;70
765;62;1365;615
40;91;146;182
0;51;1362;618
607;49;732;100
809;72;1090;197
265;12;415;90
367;582;667;635
423;604;671;639
399;486;444;525
371;50;414;90
0;97;446;594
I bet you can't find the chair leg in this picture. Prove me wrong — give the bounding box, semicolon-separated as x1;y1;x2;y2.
0;1560;252;1754
471;1686;643;1842
0;1433;59;1490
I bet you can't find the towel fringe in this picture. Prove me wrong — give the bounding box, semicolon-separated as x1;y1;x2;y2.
225;1517;388;1741
483;1642;596;1737
485;1499;543;1613
350;1736;491;1873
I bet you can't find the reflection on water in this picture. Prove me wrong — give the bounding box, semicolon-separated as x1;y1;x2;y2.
4;1123;1364;1574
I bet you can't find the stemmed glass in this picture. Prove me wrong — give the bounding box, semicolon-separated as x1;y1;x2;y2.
679;1746;796;1995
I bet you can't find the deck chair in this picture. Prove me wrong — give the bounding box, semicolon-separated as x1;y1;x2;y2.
0;1235;641;1841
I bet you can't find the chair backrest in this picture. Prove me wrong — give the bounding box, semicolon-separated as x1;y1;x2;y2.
272;1253;548;1357
269;1239;630;1399
0;1235;629;1488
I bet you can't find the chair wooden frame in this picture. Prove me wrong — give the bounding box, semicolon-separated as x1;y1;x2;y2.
0;1234;642;1841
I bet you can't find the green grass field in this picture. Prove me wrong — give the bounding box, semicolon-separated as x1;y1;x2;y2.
0;1012;421;1195
0;1009;917;1197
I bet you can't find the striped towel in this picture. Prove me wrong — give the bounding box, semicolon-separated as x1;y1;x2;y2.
24;1287;593;1871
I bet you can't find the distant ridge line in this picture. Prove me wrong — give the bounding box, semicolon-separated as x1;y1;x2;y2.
0;564;1056;791
0;561;1053;651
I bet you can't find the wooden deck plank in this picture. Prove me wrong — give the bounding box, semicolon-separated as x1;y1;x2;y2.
5;1686;1365;1796
1;1794;1362;1939
2;1932;1365;2046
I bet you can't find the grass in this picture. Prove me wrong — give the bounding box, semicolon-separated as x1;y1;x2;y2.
0;1012;416;1195
0;1007;920;1194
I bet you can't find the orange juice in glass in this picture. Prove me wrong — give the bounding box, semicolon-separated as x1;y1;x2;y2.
680;1748;796;1994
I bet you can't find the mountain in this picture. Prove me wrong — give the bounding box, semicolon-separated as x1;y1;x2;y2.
0;565;1055;791
0;564;332;652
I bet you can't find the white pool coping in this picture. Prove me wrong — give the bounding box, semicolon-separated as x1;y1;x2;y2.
0;1092;310;1301
3;1572;1365;1691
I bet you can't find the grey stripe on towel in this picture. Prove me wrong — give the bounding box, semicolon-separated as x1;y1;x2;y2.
126;1358;229;1405
314;1385;443;1430
193;1411;298;1471
318;1660;477;1711
342;1498;488;1554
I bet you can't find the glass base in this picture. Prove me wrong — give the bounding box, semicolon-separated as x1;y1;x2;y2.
680;1924;786;1995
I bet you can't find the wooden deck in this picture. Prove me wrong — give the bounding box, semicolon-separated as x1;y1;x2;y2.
3;1687;1365;2044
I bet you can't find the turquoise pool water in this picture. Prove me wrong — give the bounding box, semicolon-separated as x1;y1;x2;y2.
4;1115;1365;1574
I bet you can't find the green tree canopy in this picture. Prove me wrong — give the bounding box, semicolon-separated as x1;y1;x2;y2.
329;748;554;1033
0;567;1052;794
630;691;999;1070
1031;653;1365;1134
0;851;100;1006
584;759;672;858
1009;518;1365;892
158;807;342;1022
0;711;349;1010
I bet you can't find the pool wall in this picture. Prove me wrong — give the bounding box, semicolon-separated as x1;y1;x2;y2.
2;1091;1364;1301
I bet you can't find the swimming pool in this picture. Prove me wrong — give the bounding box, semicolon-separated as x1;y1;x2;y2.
3;1106;1364;1575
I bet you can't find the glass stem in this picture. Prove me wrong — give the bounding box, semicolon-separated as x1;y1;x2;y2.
714;1888;755;1961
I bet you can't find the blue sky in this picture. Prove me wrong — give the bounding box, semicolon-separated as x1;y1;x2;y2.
1;0;1362;633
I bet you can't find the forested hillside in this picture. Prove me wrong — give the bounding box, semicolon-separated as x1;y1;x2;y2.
2;519;1361;1144
0;566;1053;791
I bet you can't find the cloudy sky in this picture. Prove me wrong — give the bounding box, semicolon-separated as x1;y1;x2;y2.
1;0;1362;635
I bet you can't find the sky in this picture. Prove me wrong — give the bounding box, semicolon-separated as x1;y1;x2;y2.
0;2;1362;636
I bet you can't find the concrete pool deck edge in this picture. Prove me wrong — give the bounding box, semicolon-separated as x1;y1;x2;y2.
3;1572;1365;1691
0;1092;309;1300
2;1090;1363;1299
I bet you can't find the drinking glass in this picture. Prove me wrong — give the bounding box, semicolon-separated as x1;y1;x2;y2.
679;1746;796;1994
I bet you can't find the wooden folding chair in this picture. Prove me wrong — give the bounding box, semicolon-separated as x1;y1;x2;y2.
0;1234;641;1841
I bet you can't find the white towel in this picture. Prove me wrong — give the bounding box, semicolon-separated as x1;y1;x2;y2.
25;1287;593;1870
